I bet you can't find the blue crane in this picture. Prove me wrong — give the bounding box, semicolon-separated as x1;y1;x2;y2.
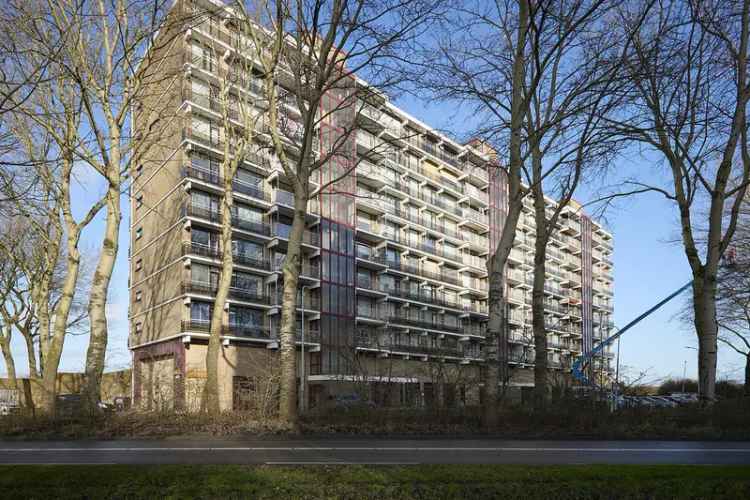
571;281;694;386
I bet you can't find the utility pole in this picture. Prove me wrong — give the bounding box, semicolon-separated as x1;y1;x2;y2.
683;346;697;393
682;360;687;393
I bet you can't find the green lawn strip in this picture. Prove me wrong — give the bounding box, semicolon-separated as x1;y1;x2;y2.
0;465;749;499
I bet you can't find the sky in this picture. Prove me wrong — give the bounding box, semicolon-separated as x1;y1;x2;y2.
2;95;746;387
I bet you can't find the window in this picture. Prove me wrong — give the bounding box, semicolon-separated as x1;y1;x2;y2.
191;191;218;213
135;290;142;302
228;306;263;327
232;239;262;260
135;164;143;179
134;322;143;334
190;301;211;322
135;258;142;272
235;168;262;188
191;263;216;286
233;204;263;222
191;228;217;249
135;194;143;209
135;227;143;240
231;272;259;293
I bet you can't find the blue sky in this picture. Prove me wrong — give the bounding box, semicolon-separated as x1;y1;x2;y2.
2;95;745;386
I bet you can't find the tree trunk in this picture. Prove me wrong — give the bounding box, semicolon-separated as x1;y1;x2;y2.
532;228;549;408
204;181;235;415
84;186;121;411
38;228;79;415
278;197;307;427
692;276;718;403
744;354;750;397
482;0;529;429
531;141;550;408
0;334;17;391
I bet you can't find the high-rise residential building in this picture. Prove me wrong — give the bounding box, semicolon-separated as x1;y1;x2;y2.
129;0;614;411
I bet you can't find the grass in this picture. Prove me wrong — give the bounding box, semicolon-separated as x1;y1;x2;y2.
0;464;749;499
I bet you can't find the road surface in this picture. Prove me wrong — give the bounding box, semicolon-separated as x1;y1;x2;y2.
0;439;749;465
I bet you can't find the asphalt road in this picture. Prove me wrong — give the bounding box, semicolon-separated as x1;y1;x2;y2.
0;439;749;465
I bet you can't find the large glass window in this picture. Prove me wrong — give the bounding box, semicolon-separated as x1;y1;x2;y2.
191;191;217;211
190;301;211;322
235;168;262;187
191;263;216;285
233;204;262;222
231;272;259;292
191;228;217;249
228;306;263;327
233;239;262;259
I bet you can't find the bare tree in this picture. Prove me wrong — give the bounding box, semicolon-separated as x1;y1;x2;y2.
521;0;623;406
236;0;441;427
707;205;750;394
14;0;182;411
610;0;750;402
183;0;277;414
418;0;611;425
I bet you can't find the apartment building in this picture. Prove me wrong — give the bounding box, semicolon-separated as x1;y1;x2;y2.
129;0;614;411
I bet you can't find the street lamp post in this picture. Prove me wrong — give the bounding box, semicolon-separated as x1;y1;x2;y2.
682;360;687;393
683;346;697;393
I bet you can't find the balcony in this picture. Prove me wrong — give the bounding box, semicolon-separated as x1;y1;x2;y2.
462;302;489;315
181;319;272;341
231;216;272;236
270;294;321;311
356;277;387;295
356;246;387;268
183;127;222;150
228;287;270;303
270;260;320;280
270;223;319;246
181;282;270;305
183;88;240;121
184;203;222;223
182;241;220;259
391;342;464;358
233;252;272;270
385;287;462;310
180;164;266;204
356;303;386;322
388;314;464;334
385;260;462;287
224;323;272;340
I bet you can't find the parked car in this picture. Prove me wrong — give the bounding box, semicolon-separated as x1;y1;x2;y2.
55;394;114;417
333;394;376;410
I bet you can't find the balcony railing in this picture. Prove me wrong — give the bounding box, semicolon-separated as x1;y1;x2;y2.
183;166;272;203
181;281;269;304
233;252;271;270
231;216;272;236
184;203;222;223
224;324;272;339
228;287;270;303
356;306;386;321
356;247;387;264
183;241;220;259
384;286;462;310
385;260;462;286
270;294;321;310
388;314;463;334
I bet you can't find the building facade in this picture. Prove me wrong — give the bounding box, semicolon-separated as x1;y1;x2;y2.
129;0;614;411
